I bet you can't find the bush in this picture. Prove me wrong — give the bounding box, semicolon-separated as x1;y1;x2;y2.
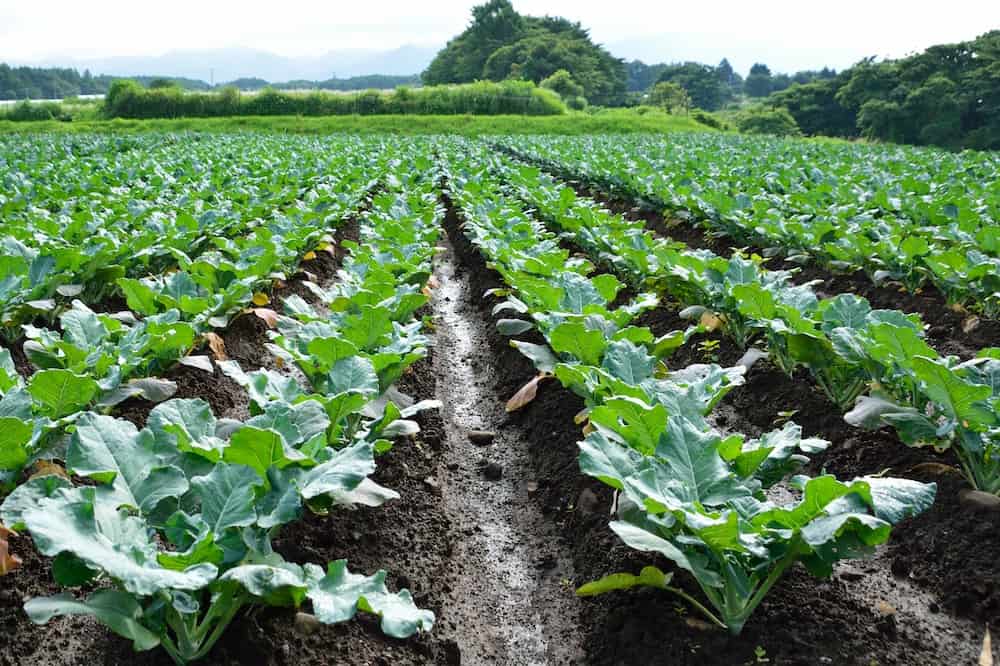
99;79;567;119
540;70;585;102
735;106;802;137
4;100;68;122
692;109;727;130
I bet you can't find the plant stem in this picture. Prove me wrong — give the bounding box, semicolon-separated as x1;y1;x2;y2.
665;585;726;630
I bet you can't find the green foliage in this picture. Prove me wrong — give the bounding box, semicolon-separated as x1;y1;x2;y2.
691;109;728;130
2;100;68;122
764;30;1000;149
101;79;565;119
734;106;802;137
540;69;585;101
744;63;774;97
422;0;626;104
656;62;726;111
647;82;691;113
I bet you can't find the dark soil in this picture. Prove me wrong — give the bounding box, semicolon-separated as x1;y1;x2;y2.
114;362;250;426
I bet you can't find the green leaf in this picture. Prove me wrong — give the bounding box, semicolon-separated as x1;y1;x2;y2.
0;417;32;470
305;560;435;638
510;341;558;374
299;442;377;501
589;397;667;456
190;464;262;534
23;486;217;596
67;413;188;513
224;427;308;478
550;322;606;367
576;565;671;597
912;356;995;427
28;369;99;417
26;591;161;652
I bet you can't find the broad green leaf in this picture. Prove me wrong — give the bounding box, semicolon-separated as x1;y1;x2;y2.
26;591;161;652
28;369;99;417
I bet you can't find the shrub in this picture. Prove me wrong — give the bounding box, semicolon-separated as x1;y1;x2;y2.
692;109;727;130
735;106;802;137
5;101;68;122
98;80;567;119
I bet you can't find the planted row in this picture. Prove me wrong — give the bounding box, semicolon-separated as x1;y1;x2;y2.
439;143;934;635
0;162;445;663
499;134;1000;316
490;150;1000;496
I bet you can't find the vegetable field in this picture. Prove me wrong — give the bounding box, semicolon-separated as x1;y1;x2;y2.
0;131;997;666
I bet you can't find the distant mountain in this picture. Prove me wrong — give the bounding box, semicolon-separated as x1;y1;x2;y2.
19;45;440;83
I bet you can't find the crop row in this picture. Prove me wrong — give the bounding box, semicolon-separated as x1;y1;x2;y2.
498;134;1000;315
437;139;935;635
474;145;1000;496
0;138;441;664
1;134;381;330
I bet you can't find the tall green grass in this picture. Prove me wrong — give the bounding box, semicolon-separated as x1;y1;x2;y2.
0;110;712;135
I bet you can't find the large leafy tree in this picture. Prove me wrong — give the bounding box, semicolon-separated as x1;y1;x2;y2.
423;0;626;104
765;30;1000;149
656;62;725;111
744;63;774;97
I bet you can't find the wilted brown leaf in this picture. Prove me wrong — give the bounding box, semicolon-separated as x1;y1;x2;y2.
252;308;279;328
505;374;551;412
204;332;229;361
699;312;724;332
30;460;68;480
0;526;22;576
963;316;982;334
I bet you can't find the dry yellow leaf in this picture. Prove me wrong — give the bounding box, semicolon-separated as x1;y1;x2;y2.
252;308;279;328
252;292;270;306
0;525;21;576
204;332;229;361
505;374;550;412
303;251;317;261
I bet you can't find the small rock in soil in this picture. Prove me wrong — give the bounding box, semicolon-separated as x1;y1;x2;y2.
839;566;866;581
526;480;539;495
467;429;496;445
424;476;442;495
576;488;600;515
959;489;1000;512
483;461;503;481
294;612;321;636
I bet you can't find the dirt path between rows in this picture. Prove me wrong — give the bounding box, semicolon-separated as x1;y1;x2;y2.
430;224;585;665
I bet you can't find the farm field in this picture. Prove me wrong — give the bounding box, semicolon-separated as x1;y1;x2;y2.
0;131;998;666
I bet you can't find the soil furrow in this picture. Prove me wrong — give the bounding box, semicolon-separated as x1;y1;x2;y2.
432;199;585;665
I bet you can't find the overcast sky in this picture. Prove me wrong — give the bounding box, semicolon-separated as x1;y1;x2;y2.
2;0;998;74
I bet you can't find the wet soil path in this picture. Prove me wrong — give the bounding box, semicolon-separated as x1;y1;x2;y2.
431;220;585;665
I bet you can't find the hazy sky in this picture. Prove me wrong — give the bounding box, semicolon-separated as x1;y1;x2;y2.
2;0;998;73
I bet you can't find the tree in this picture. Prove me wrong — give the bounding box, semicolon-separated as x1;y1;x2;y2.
423;0;527;85
656;62;725;110
744;63;774;97
648;81;691;113
422;0;626;104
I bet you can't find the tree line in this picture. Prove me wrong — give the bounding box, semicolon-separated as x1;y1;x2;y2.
767;30;1000;150
0;64;419;101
